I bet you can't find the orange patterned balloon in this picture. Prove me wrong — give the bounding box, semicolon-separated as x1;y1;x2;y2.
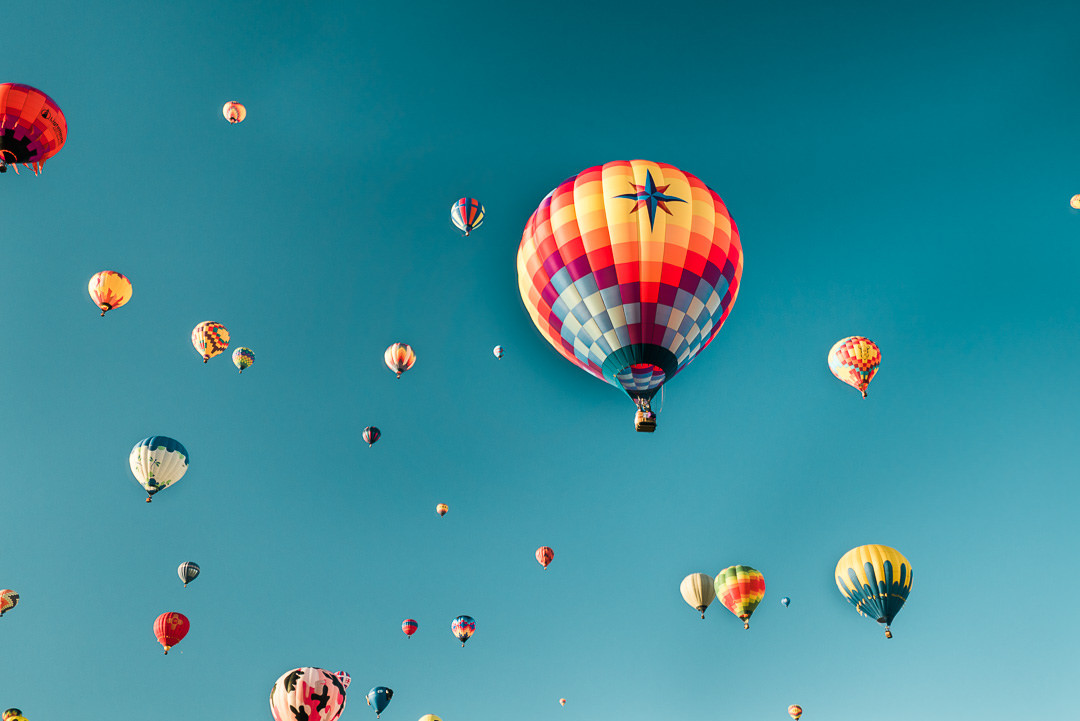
788;705;803;720
192;321;230;363
828;336;881;398
384;343;416;378
88;271;132;316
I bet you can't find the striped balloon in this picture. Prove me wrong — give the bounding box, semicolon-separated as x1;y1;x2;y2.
516;160;742;426
402;618;418;638
828;336;880;398
363;426;381;446
0;589;19;616
535;546;554;569
450;197;484;236
178;561;200;587
222;101;246;124
0;83;66;175
192;321;229;363
88;271;132;316
384;343;416;378
232;347;255;373
835;544;912;638
451;615;475;646
714;565;766;629
129;436;189;502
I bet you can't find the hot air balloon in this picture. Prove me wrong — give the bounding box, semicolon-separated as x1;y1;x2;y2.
153;611;189;654
451;197;485;236
232;347;255;373
0;589;19;617
493;345;504;359
178;561;200;587
828;336;880;398
436;503;449;517
714;565;765;629
517;160;743;432
451;615;475;646
1071;194;1080;210
335;671;352;691
192;321;229;363
384;343;415;378
363;427;381;447
680;573;716;619
88;271;132;316
0;83;66;175
222;101;246;124
835;544;912;639
781;597;790;608
418;716;442;721
559;699;567;707
366;687;393;718
129;436;189;502
402;619;418;638
788;705;803;720
536;546;554;570
2;710;26;721
270;668;348;721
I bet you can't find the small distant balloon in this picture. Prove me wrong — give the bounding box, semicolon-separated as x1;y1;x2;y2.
223;101;246;123
680;573;716;619
451;615;475;646
178;561;200;587
536;545;554;570
192;321;229;363
363;426;381;447
402;618;418;638
559;699;567;707
88;271;132;316
0;589;19;617
366;687;394;718
232;347;255;373
1071;194;1080;209
153;611;189;654
436;503;449;517
385;343;416;378
788;705;803;720
335;671;351;691
451;197;485;236
781;597;790;607
828;336;880;398
493;345;504;359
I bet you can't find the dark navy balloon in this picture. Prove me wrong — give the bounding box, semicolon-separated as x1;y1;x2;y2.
366;687;393;718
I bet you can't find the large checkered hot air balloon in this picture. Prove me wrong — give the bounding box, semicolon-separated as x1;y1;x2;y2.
517;160;743;432
0;83;66;175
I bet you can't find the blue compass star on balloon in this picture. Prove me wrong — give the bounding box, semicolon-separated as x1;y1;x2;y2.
614;170;686;228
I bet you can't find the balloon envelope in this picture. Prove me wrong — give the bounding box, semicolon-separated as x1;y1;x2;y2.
384;343;416;377
436;503;448;516
222;101;246;123
835;544;912;638
781;596;790;607
335;671;351;691
714;565;765;629
402;618;418;637
451;197;484;235
828;336;880;398
493;345;504;359
366;687;393;717
88;271;132;316
0;589;19;616
788;704;803;720
153;611;189;653
178;561;200;587
418;716;442;721
363;427;381;446
451;615;475;646
516;160;743;423
129;436;189;501
192;321;229;362
680;573;716;619
1071;194;1080;209
270;668;348;721
232;347;254;373
0;83;67;174
536;546;554;569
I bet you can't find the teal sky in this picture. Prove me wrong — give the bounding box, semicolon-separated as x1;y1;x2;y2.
4;1;1080;718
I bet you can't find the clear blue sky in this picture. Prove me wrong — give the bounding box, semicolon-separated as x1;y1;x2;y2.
4;1;1080;718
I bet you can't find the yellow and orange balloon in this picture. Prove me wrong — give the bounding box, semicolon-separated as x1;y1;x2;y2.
385;343;416;378
88;271;132;316
223;101;246;124
828;336;880;398
192;321;229;362
788;705;803;720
